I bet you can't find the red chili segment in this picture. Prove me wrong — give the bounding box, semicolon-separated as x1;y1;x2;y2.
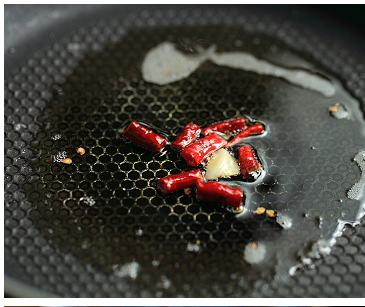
196;181;244;208
122;121;167;153
237;145;262;179
180;133;227;166
226;123;265;147
201;118;247;136
158;169;202;194
171;123;201;151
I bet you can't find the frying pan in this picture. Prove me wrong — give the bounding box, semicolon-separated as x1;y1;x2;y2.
4;4;365;297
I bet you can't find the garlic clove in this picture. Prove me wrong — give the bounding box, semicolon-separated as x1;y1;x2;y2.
205;148;240;180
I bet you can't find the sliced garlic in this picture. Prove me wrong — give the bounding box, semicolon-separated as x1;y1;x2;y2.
205;148;240;180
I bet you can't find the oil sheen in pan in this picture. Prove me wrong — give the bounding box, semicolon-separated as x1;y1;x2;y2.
28;26;365;295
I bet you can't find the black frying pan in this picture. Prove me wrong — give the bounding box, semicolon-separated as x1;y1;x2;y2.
4;4;365;297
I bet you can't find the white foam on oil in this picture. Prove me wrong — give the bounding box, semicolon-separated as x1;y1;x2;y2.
112;261;140;279
135;227;143;236
210;52;335;97
276;213;293;229
347;150;365;201
330;103;350;119
52;150;67;162
186;242;201;253
243;242;266;264
142;42;215;85
142;42;336;97
80;196;96;206
290;218;361;276
156;275;171;289
51;134;62;140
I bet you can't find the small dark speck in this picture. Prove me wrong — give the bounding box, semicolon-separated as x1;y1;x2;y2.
311;146;316;150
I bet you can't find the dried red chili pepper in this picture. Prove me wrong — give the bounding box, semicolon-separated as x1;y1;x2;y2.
237;145;262;179
201;117;247;136
158;169;202;194
122;121;167;153
180;133;227;166
171;123;201;151
196;181;244;209
226;123;265;147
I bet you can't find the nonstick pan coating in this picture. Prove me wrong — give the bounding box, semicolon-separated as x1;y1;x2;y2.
4;5;365;297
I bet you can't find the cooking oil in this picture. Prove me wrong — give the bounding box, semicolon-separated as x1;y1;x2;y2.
27;26;365;293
